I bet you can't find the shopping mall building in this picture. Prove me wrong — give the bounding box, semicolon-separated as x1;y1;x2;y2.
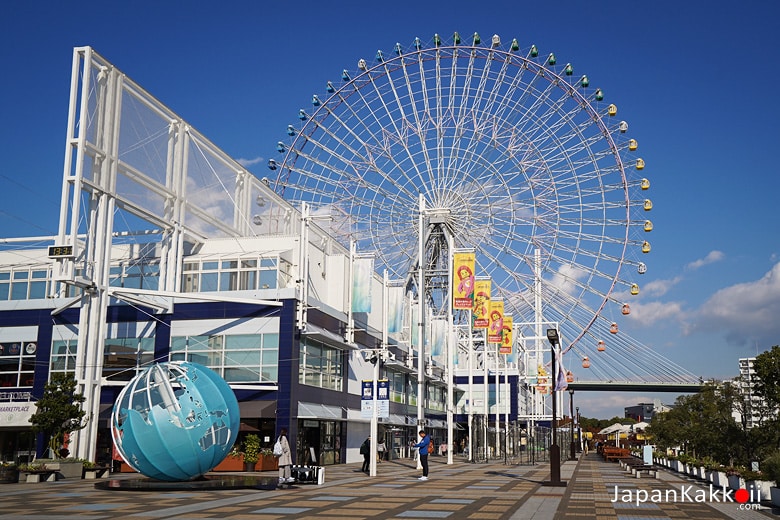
0;47;519;468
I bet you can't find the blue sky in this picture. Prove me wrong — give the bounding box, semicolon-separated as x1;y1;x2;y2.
2;0;779;419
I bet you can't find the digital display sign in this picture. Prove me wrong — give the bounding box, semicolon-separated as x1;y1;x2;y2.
47;245;74;258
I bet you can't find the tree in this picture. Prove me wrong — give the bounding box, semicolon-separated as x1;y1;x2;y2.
753;345;780;411
29;373;87;458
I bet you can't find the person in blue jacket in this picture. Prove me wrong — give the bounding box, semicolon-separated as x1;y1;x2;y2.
412;430;431;480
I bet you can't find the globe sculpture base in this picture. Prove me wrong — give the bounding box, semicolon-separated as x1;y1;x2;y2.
95;474;281;491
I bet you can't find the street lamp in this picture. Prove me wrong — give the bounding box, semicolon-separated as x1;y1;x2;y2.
575;406;581;453
568;388;576;460
543;328;566;487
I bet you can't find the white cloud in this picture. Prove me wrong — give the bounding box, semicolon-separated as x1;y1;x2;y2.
638;276;682;298
686;262;780;347
625;300;684;325
236;156;264;167
686;250;724;271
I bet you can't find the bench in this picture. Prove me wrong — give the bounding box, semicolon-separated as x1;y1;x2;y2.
83;466;111;479
618;457;658;478
22;469;57;483
602;447;630;462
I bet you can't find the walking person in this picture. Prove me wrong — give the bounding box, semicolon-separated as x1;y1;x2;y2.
412;430;431;480
376;438;386;463
360;435;371;473
276;428;293;486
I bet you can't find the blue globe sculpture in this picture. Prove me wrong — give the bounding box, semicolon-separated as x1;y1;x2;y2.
111;361;240;481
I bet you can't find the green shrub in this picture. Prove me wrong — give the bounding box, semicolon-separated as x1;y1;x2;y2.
761;451;780;483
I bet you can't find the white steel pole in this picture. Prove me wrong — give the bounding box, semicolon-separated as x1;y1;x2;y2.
417;194;425;469
447;233;454;465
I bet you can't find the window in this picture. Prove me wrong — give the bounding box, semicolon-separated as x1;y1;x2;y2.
299;338;343;391
103;338;155;381
179;256;282;293
0;342;36;387
51;339;78;375
0;269;50;301
170;333;278;383
389;370;406;403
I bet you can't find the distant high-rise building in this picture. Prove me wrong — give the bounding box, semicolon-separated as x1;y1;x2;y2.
733;357;766;429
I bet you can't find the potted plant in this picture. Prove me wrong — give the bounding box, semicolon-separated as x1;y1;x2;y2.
0;462;19;484
761;451;780;507
242;434;261;471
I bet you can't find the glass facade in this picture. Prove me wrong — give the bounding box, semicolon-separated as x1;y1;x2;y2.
170;333;279;383
299;338;344;391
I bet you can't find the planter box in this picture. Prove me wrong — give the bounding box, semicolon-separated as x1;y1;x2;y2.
260;455;279;471
0;467;19;483
212;456;244;472
707;470;727;487
771;486;780;507
727;474;745;491
745;480;774;502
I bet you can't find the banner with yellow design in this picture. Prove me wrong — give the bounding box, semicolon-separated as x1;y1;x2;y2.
500;315;513;355
487;299;504;343
452;251;476;310
472;278;491;328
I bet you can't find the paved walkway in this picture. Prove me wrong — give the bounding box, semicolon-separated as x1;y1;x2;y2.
0;454;777;519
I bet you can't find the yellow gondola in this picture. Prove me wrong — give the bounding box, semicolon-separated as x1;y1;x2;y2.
644;220;653;232
607;104;617;116
643;199;653;211
641;178;650;190
642;241;651;254
630;283;639;295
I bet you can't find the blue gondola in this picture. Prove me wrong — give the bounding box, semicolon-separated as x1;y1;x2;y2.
376;50;384;62
287;125;296;136
312;95;321;106
298;109;307;121
326;81;335;93
276;142;286;153
267;159;277;170
342;69;350;81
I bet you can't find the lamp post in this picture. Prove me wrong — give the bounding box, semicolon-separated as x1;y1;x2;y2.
568;388;576;460
575;406;581;453
543;328;566;486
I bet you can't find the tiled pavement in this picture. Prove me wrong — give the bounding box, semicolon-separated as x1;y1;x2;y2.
0;454;777;519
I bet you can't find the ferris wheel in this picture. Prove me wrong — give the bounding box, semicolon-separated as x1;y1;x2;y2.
267;32;651;353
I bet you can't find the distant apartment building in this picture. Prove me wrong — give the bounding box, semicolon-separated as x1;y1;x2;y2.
732;357;767;429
